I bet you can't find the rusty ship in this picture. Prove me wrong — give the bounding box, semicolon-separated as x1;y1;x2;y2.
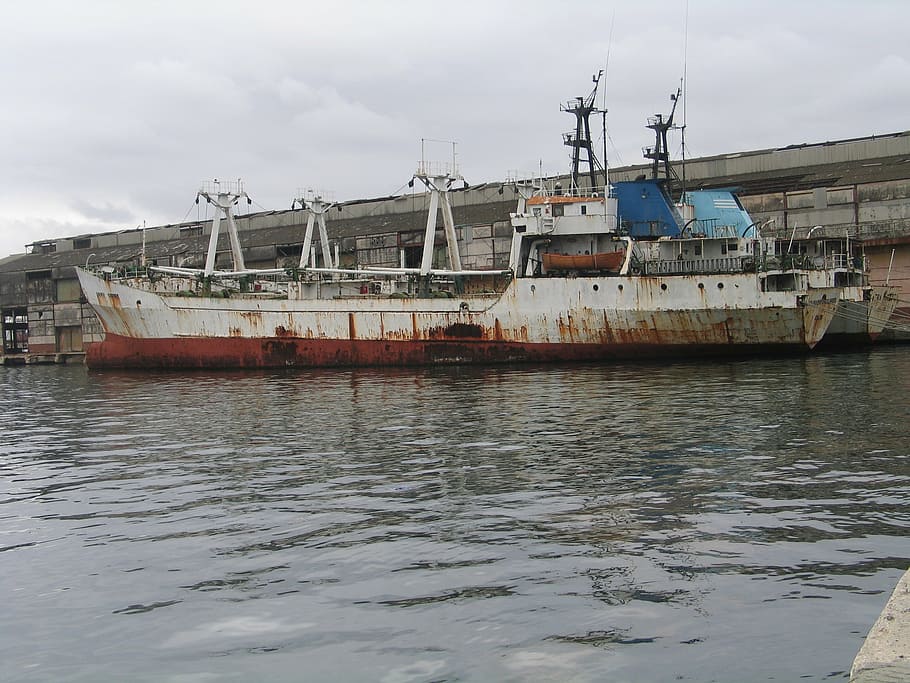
75;178;849;368
75;80;869;370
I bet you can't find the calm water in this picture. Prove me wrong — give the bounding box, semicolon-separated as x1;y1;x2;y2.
2;349;909;682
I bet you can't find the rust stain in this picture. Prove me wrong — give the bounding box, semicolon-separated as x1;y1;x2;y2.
348;313;356;340
425;322;486;340
493;318;504;341
239;310;263;334
274;325;292;337
444;322;483;338
557;315;572;342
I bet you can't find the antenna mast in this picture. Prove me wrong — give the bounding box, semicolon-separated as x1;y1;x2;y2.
681;0;690;198
642;87;682;183
561;71;605;192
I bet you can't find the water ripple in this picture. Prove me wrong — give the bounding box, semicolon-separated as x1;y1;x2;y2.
2;351;910;681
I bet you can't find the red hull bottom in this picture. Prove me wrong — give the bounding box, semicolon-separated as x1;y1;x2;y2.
85;334;813;369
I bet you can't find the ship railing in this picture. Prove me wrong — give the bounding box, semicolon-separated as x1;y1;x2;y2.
826;253;849;269
760;218;910;241
299;266;513;297
301;265;512;279
198;179;243;196
544;185;612;199
416;160;459;179
763;253;860;272
643;256;748;275
86;264;155;281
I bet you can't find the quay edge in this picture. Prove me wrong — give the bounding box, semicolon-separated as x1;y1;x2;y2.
1;352;85;366
851;568;910;682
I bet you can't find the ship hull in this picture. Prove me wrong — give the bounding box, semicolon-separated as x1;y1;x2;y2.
77;269;838;369
817;285;900;349
86;333;830;369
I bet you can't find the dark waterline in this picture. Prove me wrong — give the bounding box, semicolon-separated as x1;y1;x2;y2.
2;349;909;682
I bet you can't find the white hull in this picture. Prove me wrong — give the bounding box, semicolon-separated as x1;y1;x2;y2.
77;268;839;368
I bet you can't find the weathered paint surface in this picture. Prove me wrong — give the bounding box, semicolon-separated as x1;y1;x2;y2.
818;285;900;348
78;269;840;369
86;334;830;369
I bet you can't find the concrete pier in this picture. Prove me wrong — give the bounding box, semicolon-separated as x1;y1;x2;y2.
851;569;910;682
0;352;84;366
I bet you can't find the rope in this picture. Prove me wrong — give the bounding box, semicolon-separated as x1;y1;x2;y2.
832;300;910;333
179;201;198;224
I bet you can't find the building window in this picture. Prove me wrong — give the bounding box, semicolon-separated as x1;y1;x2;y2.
25;270;54;304
180;224;203;237
72;237;92;250
277;244;303;258
32;242;56;255
2;308;29;353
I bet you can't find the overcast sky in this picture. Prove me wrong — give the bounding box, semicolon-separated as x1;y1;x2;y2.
2;0;908;258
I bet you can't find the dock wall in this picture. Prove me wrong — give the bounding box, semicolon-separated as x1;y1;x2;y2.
852;569;910;682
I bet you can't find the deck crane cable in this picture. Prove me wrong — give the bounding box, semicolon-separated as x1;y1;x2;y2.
179;199;198;224
827;304;910;333
598;7;616;187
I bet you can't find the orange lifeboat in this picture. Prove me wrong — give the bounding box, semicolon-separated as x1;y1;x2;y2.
542;251;625;272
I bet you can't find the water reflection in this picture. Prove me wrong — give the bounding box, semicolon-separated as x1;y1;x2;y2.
1;350;909;681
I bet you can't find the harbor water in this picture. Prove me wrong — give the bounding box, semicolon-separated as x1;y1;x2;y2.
2;348;909;682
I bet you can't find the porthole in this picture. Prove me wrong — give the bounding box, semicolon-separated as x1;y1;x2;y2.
660;283;668;291
698;283;704;289
593;284;599;292
717;282;724;289
618;284;624;291
530;284;536;293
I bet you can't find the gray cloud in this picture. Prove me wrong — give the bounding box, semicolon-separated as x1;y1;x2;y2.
69;200;136;225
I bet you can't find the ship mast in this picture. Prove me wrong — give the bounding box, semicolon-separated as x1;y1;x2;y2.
561;71;606;193
293;190;336;270
414;139;463;274
198;179;250;276
643;87;683;183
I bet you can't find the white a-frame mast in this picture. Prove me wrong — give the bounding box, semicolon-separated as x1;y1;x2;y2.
414;139;463;275
199;179;249;276
294;190;336;270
